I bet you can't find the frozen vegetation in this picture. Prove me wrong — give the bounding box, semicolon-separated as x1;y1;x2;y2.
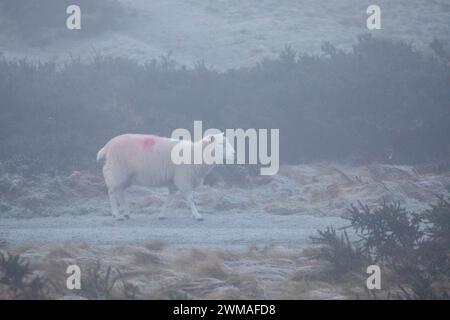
0;161;449;299
1;162;449;222
0;0;449;300
1;160;450;299
0;0;449;68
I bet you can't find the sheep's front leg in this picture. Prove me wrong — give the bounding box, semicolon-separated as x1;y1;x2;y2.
157;196;170;220
158;186;176;220
185;192;203;221
158;195;174;220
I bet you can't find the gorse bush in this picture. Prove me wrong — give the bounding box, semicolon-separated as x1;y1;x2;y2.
0;251;139;299
79;262;117;299
423;196;450;247
347;202;423;264
0;35;449;172
0;251;48;299
312;198;450;299
310;226;368;276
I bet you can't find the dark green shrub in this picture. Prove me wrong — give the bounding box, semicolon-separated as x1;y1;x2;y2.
423;197;450;247
0;35;449;172
312;198;450;299
79;261;118;300
346;202;423;264
310;227;368;277
0;251;48;299
78;261;138;300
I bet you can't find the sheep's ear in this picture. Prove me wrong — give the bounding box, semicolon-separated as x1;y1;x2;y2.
202;135;214;146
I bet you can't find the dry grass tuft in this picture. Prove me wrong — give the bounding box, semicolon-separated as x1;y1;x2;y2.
172;249;228;280
0;242;360;300
133;251;163;266
144;240;166;251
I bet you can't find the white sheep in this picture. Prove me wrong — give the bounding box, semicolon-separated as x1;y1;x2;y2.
97;133;235;220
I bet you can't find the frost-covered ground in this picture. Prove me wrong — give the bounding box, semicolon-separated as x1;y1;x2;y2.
0;211;344;249
1;0;449;68
1;162;449;299
1;162;449;247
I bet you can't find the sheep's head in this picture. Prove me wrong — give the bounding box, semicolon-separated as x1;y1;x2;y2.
202;132;235;164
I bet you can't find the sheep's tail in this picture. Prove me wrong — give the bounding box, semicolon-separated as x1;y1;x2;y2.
96;145;108;163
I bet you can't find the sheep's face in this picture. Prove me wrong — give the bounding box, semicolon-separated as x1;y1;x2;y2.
203;133;236;164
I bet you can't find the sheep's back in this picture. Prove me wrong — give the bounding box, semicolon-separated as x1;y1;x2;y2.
104;134;177;187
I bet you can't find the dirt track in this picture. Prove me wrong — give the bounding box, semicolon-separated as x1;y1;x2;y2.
0;210;344;249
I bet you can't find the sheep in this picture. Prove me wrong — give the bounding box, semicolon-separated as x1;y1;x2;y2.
97;133;235;220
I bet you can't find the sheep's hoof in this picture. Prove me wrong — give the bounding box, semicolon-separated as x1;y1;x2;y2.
124;214;130;220
194;216;204;221
158;215;167;220
115;216;125;221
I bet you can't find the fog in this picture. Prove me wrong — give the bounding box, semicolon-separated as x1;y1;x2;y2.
0;0;449;300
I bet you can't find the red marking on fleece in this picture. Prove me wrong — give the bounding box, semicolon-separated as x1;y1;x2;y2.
142;135;156;149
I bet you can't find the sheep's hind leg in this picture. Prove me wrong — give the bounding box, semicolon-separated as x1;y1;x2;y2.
108;190;122;220
185;192;203;221
116;190;130;220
